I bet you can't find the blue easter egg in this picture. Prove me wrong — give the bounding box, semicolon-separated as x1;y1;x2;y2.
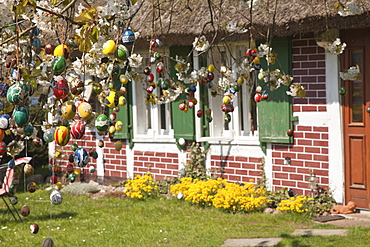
33;27;40;36
228;87;236;94
74;148;89;167
122;29;135;46
8;160;15;168
11;67;22;80
0;83;10;97
32;37;41;49
0;114;10;130
189;84;197;93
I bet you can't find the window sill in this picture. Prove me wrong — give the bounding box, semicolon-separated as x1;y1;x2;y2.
197;136;260;146
132;137;176;143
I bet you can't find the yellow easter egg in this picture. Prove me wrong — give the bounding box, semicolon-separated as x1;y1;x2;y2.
54;44;68;56
77;102;93;120
115;121;123;131
253;57;260;64
119;96;126;106
55;182;62;190
61;100;76;120
120;74;129;84
114;141;123;151
237;77;244;85
109;125;116;134
222;96;231;104
208;64;215;73
103;40;116;55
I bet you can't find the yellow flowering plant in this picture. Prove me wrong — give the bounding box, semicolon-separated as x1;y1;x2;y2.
276;195;313;213
124;172;159;199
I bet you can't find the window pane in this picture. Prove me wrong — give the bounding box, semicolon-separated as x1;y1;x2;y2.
350;49;363;123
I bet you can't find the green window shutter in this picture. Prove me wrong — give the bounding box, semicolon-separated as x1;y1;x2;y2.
257;37;293;144
170;46;196;140
109;72;132;141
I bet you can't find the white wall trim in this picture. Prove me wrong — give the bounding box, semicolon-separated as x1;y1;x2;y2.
265;143;273;190
326;53;344;203
126;143;134;179
95;133;105;184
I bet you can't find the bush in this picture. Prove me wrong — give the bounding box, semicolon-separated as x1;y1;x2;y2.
124;172;159;199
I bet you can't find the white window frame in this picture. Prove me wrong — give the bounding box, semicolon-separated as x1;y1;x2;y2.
194;42;259;146
132;48;175;143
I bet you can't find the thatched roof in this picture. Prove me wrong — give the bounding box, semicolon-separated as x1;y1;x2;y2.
129;0;370;47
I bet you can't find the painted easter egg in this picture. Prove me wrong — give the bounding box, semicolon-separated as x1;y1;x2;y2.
0;83;10;97
71;121;85;139
103;40;117;55
70;77;84;96
11;67;22;80
261;91;269;100
122;29;135;46
27;182;37;193
24;164;34;175
66;164;74;173
23;123;34;137
54;44;68;57
50;175;57;184
33;137;43;147
54;126;70;146
8;160;15;168
13;105;30;127
2;99;13;113
109;125;116;134
74;148;89;167
197;110;203;118
109;112;117;121
95;114;110;132
0;129;4;141
115;121;123;131
61;101;76;120
45;44;53;54
20;205;30;217
89;165;96;173
0;115;10;130
105;91;119;109
51;55;67;74
98;140;104;147
50;189;63;205
7;83;27;105
254;93;262;102
53;79;69;99
208;64;215;73
43;128;55;143
77;102;93;120
30;223;39;234
0;141;6;155
32;37;41;48
120;74;129;84
117;45;129;61
156;62;164;73
114;141;123;151
71;143;78;151
119;96;126;106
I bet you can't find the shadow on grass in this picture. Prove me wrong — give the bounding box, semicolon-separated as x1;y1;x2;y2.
34;211;78;221
275;233;311;247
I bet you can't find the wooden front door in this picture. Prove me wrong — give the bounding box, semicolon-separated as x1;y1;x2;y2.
342;28;370;209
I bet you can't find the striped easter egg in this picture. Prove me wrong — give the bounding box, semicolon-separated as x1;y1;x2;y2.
54;126;70;146
71;121;85;139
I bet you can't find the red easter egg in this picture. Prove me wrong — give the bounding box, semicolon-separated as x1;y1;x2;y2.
197;110;203;118
53;79;69;99
0;141;6;155
66;164;74;173
147;73;154;82
45;44;53;54
54;126;70;146
254;93;262;102
50;175;57;184
71;121;85;139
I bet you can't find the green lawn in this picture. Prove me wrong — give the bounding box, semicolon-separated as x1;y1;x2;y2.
1;189;370;246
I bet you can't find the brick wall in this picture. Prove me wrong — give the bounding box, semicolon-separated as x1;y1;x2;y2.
210;155;263;184
133;151;179;180
292;33;327;112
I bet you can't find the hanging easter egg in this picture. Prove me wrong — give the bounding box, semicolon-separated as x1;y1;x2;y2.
146;84;155;94
89;149;98;159
205;108;212;115
119;96;126;106
261;91;269;100
246;49;257;57
51;55;67;74
54;44;68;57
61;101;76;120
237;77;244;85
91;82;102;95
143;66;151;75
122;29;135;46
71;121;85;139
98;140;104;148
0;141;6;155
77;102;93;120
206;115;213;122
211;91;217;97
228;87;236;95
33;137;43;147
45;44;53;54
178;102;186;111
256;86;262;93
55;182;62;190
109;125;116;134
0;129;4;141
50;189;63;205
147;73;154;83
156;62;164;73
70;77;84;96
27;182;37;193
53;79;69;99
71;143;78;151
68;153;74;163
54;126;70;146
30;223;39;234
74;168;81;177
103;40;117;55
2;99;13;113
20;205;30;217
105;91;119;109
188;100;194;108
114;141;123;151
8;160;15;168
23;123;34;137
207;72;214;81
189;84;197;93
120;86;127;96
208;64;215;73
32;37;41;48
115;121;123;131
68;173;76;182
109;112;117;122
43;128;55;143
0;83;10;97
254;93;262;102
340;87;347;96
50;175;58;184
120;74;129;84
74;148;89;167
66;164;74;173
10;196;18;205
117;45;129;61
197;110;203;118
24;164;34;175
0;114;10;130
11;67;22;80
222;95;231;104
96;114;110;132
67;38;75;47
233;85;239;92
7;83;27;105
89;165;96;173
224;114;231;123
13;105;30;127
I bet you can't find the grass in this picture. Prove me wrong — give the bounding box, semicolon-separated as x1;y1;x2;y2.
1;189;370;246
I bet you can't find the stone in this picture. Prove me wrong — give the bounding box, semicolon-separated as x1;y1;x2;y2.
272;209;282;215
263;208;274;214
221;238;283;247
26;174;43;184
290;229;348;236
